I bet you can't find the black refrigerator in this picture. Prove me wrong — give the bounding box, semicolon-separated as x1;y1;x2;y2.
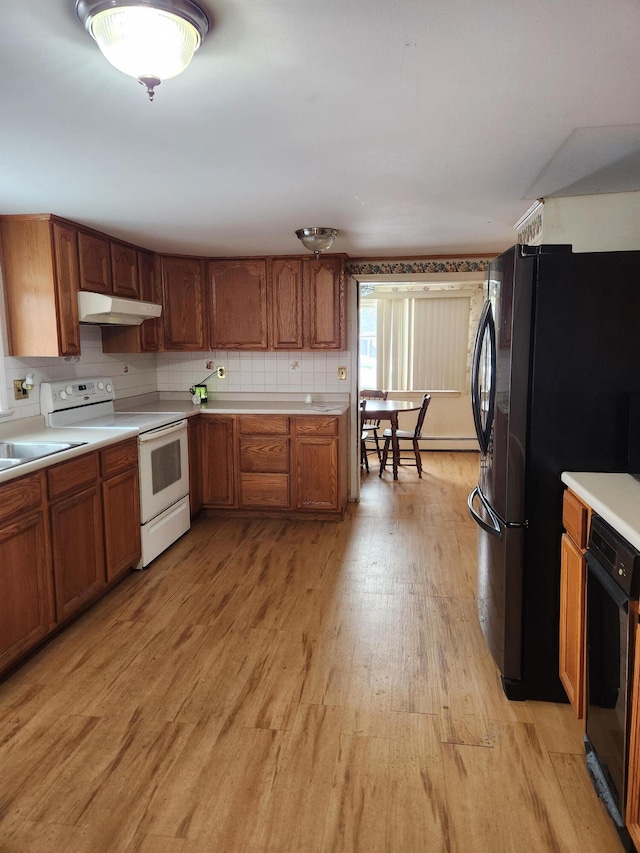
468;243;640;702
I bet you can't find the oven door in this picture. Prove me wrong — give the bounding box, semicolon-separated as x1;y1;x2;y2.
138;420;189;524
585;550;635;818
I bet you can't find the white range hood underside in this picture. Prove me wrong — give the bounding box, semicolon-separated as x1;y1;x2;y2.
77;291;162;326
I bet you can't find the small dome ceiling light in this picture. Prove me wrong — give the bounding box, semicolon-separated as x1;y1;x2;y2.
295;227;339;258
76;0;210;101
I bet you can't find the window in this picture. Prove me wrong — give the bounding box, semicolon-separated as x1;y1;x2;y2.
359;287;473;392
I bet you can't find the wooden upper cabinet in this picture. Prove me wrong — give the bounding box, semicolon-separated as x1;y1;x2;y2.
161;255;206;350
270;258;303;349
110;240;139;298
78;231;112;294
100;249;161;354
209;259;268;349
0;215;81;357
303;256;345;349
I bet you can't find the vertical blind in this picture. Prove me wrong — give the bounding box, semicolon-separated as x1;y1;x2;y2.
370;295;470;391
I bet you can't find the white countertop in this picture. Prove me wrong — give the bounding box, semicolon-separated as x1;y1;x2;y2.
0;425;138;485
561;472;640;551
118;396;350;417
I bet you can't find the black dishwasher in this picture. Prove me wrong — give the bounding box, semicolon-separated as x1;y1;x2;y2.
585;514;640;850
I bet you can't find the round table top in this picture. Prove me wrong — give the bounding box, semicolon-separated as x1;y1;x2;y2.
361;399;422;414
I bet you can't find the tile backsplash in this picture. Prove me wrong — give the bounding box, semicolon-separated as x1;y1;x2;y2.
2;325;352;420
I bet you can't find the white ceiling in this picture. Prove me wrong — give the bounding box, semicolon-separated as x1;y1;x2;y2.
3;0;640;259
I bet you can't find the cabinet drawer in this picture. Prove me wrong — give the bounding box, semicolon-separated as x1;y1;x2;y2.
48;452;99;500
562;489;589;549
239;438;289;473
295;416;338;436
240;473;290;508
238;416;290;435
0;473;43;526
100;439;138;478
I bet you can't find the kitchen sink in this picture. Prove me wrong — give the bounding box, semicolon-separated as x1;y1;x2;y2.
0;441;87;471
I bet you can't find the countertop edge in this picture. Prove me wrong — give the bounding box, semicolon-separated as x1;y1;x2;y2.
561;471;640;551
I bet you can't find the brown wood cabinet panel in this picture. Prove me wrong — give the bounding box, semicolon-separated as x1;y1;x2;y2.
0;472;43;526
50;484;105;621
294;436;339;510
161;255;206;350
562;489;589;550
238;415;289;435
240;473;289;508
139;250;162;351
188;416;202;515
209;259;268;349
625;625;640;847
303;257;345;349
78;231;112;294
52;223;82;355
201;416;236;507
270;258;303;349
559;533;586;720
110;241;139;298
295;416;338;436
102;468;141;581
0;512;50;674
100;438;138;478
47;452;99;501
240;437;289;473
0;216;81;357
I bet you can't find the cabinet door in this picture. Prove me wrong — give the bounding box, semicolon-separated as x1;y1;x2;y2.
303;257;345;349
78;231;112;293
0;513;50;674
209;259;268;349
294;436;339;510
559;533;586;719
201;416;236;507
111;241;139;298
50;485;105;621
139;250;162;351
103;468;141;581
270;258;303;349
625;624;640;849
188;416;203;515
52;222;81;356
161;256;206;350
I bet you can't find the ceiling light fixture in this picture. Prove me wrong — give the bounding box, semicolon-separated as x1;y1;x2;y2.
295;227;339;258
76;0;209;101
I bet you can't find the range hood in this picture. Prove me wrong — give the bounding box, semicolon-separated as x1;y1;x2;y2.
77;291;162;326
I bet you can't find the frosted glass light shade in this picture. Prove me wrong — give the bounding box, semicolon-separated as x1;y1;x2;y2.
77;1;209;98
295;228;339;256
91;7;199;80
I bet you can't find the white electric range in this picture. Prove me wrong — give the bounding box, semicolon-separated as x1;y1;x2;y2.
41;378;190;568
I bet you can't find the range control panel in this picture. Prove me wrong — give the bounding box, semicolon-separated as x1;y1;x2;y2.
40;377;115;413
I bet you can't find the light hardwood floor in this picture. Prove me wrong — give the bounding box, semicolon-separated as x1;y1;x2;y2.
0;452;625;852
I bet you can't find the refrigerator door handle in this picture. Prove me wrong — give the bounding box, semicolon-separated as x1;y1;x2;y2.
470;301;496;456
468;486;503;539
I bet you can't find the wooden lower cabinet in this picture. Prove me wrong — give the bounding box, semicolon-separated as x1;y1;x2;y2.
201;412;347;517
202;416;236;507
50;484;105;622
188;416;203;515
559;488;590;720
0;508;50;674
559;533;587;718
103;468;140;580
626;626;640;847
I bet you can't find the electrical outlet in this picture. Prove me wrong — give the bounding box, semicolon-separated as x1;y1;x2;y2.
13;379;28;400
217;366;226;379
338;366;347;380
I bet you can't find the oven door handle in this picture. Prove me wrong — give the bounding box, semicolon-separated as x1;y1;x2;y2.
137;419;188;443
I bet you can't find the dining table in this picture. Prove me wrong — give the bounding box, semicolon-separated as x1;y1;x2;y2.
360;398;422;480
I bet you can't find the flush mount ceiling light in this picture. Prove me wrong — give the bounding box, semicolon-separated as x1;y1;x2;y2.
76;0;209;101
295;227;339;258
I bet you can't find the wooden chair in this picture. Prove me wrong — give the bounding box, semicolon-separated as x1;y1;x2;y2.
359;389;388;464
380;394;432;478
360;399;370;472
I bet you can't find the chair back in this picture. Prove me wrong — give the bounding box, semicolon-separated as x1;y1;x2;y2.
360;389;388;427
413;394;432;438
